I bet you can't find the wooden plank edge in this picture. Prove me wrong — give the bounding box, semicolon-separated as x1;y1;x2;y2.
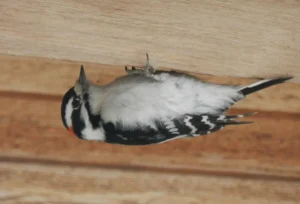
1;155;299;182
2;161;299;204
1;54;299;113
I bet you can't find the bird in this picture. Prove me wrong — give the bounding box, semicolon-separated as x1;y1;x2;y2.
61;54;292;145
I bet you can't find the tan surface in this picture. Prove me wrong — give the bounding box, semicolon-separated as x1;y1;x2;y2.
1;161;299;204
1;91;300;178
1;1;300;202
1;54;300;113
0;0;300;82
0;54;300;203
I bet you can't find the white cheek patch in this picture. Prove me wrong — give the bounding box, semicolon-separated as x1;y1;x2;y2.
80;104;106;141
65;98;74;128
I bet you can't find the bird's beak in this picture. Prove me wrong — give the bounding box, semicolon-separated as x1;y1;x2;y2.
68;127;75;136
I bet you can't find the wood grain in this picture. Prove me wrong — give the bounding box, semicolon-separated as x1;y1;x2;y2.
0;0;300;82
0;161;299;204
1;1;300;202
1;54;299;113
1;91;300;179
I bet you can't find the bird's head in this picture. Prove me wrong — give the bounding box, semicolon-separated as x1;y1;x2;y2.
61;66;104;140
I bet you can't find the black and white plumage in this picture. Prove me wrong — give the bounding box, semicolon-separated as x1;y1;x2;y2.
61;57;292;145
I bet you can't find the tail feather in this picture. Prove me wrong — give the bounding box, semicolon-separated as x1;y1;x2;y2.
216;112;256;126
239;76;293;96
216;120;253;125
224;112;257;119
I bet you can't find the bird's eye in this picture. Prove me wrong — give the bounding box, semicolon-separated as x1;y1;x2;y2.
72;97;81;109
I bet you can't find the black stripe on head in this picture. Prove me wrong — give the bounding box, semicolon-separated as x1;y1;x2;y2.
61;87;85;139
71;104;85;139
83;93;102;129
61;87;76;129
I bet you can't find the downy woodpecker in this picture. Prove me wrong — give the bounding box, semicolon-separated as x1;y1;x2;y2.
61;54;292;145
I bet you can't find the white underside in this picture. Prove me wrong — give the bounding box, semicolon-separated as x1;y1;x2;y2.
88;73;243;129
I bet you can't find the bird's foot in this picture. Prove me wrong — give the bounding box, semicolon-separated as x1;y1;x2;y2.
125;53;155;76
125;66;144;75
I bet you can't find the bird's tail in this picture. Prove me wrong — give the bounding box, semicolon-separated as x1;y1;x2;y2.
238;76;293;96
216;112;257;125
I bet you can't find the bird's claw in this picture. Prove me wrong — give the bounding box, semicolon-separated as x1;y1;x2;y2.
125;53;155;76
125;66;144;75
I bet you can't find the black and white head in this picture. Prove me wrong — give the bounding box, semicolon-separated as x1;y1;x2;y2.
61;66;105;141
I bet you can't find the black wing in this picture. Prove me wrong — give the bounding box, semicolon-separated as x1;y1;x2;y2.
103;113;254;145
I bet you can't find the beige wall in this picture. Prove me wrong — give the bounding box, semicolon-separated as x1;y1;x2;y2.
0;0;299;83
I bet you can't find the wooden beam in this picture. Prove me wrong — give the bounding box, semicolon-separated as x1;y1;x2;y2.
0;92;300;179
1;54;299;113
0;1;299;82
1;161;299;204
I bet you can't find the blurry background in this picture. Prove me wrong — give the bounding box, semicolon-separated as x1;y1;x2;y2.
0;0;300;203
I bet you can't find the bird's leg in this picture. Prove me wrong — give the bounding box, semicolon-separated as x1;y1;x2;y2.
143;53;155;76
125;53;156;76
125;66;144;75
